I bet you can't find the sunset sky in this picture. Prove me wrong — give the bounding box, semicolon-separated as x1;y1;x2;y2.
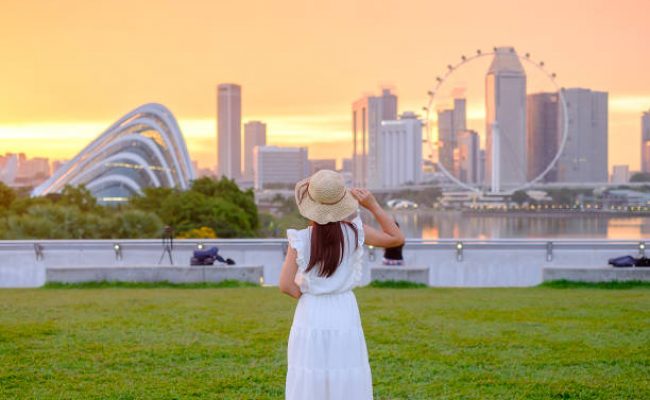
1;0;649;171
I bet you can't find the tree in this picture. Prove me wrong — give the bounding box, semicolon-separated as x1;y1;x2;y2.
630;172;650;183
547;188;575;205
59;185;97;212
159;190;255;238
190;176;259;230
1;205;88;239
9;196;52;215
0;182;16;209
510;190;530;205
128;187;176;213
108;210;164;239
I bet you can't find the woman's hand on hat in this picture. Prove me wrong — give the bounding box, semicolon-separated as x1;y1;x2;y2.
351;188;379;211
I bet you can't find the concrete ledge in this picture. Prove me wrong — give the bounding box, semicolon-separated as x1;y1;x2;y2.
543;265;650;283
370;266;429;285
46;265;264;285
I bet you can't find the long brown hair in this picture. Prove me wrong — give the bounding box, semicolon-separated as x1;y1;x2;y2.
306;221;358;278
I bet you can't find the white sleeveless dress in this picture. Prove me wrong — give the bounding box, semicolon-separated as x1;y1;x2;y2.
285;216;373;400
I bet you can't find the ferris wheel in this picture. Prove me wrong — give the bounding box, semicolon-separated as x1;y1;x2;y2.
423;47;569;195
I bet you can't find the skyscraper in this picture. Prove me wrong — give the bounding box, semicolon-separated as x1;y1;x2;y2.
642;110;650;173
378;111;422;188
253;146;309;190
610;165;630;184
437;98;466;173
243;121;266;181
454;130;480;184
352;88;398;188
556;88;608;183
485;47;527;190
217;83;242;180
437;110;454;170
309;159;337;174
527;92;559;182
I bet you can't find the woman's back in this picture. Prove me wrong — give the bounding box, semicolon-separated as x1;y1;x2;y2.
287;216;365;295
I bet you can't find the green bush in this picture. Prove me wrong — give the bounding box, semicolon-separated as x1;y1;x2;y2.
0;177;261;239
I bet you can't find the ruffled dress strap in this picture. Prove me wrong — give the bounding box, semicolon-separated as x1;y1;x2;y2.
349;215;365;247
348;215;365;286
287;228;310;293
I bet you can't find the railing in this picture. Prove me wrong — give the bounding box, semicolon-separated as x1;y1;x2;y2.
0;238;645;288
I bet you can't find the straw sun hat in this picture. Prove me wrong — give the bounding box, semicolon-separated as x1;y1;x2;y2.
294;169;359;225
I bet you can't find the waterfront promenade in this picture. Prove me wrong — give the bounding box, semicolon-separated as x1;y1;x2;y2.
2;238;649;288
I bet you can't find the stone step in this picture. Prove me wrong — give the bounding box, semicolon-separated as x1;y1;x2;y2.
370;266;429;285
46;265;264;285
543;265;650;282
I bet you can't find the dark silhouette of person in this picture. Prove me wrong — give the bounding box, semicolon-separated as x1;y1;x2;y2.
383;220;404;266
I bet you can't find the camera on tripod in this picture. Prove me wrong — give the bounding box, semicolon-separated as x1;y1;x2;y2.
158;225;174;265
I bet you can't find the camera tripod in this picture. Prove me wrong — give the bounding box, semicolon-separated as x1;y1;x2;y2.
158;226;174;265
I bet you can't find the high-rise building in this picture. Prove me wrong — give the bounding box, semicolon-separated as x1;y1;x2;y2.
478;149;486;185
377;111;422;188
217;83;242;180
341;158;352;173
485;47;527;190
243;121;267;181
437;110;454;170
454;130;480;184
453;98;467;134
0;153;51;188
642;110;650;173
309;159;337;174
352;88;398;188
556;88;608;183
610;165;630;184
437;98;466;173
253;146;309;190
527;92;559;182
0;153;19;186
52;160;68;174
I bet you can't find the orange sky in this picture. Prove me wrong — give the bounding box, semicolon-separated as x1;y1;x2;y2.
1;0;649;171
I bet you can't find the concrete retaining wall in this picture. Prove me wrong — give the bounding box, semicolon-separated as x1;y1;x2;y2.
46;265;264;285
543;266;650;282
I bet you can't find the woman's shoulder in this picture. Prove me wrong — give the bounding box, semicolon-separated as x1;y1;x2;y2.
344;214;365;247
348;214;363;229
286;225;310;249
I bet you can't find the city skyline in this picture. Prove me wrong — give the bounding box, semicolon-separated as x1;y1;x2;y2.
1;0;650;170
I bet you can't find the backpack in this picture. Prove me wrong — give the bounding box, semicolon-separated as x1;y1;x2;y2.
608;255;636;267
635;257;650;267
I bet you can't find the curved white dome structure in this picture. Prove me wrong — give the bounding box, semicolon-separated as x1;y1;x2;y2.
32;103;195;203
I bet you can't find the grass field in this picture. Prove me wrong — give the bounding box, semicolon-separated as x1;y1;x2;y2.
1;283;649;399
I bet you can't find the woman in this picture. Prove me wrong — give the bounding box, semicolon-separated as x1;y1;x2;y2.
279;169;405;400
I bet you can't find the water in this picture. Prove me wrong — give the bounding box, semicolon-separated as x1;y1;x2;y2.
389;211;650;240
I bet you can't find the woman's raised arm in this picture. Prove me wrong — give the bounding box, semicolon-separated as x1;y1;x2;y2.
350;188;405;248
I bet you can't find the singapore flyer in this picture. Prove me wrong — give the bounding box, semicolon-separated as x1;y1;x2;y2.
423;46;569;195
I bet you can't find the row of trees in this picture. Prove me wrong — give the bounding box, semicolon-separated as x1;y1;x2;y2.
0;177;261;239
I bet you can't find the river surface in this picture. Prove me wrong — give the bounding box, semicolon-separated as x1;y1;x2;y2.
385;211;650;240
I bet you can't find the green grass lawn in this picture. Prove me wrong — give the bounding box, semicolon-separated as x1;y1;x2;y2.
1;284;649;399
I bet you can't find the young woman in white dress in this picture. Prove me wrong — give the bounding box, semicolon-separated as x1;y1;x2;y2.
279;170;404;400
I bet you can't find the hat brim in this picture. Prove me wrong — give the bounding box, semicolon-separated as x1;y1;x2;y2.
294;177;359;225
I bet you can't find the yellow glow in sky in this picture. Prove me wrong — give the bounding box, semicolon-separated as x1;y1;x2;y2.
1;0;649;170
